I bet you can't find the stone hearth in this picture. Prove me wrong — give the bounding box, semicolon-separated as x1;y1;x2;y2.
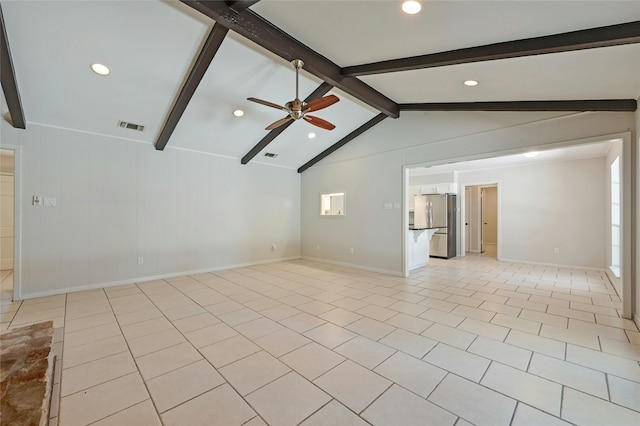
1;321;55;426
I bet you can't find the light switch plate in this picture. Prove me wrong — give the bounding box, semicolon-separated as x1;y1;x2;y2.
383;202;393;210
44;197;57;207
32;195;42;206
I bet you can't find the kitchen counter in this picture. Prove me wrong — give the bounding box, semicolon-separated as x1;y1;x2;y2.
408;228;439;270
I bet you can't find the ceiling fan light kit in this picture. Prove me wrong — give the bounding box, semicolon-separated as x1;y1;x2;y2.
248;59;340;131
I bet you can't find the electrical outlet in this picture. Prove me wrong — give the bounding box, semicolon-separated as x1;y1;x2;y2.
271;244;276;251
137;257;144;265
32;195;42;206
554;248;560;254
316;244;320;250
349;247;354;254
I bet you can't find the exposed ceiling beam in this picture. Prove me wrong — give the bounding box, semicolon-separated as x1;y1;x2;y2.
343;21;640;76
0;3;25;129
242;82;333;164
180;0;399;118
155;23;229;151
298;113;388;173
399;99;637;112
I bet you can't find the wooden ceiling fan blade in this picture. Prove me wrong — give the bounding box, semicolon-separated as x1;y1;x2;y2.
303;115;336;130
265;116;294;130
247;97;288;112
304;95;340;112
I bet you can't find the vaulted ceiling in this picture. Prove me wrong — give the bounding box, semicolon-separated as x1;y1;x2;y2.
2;0;639;171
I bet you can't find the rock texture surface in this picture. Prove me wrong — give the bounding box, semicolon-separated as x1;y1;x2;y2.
1;321;54;426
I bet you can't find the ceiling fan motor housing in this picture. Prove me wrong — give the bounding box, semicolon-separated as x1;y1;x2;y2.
287;99;305;120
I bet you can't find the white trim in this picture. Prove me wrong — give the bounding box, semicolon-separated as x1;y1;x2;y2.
406;132;629;171
27;120;155;145
605;268;623;299
606;267;622;298
402;167;410;277
302;255;403;277
26;121;298;170
1;144;22;301
18;256;301;300
620;132;632;318
498;257;607;272
459;182;500;259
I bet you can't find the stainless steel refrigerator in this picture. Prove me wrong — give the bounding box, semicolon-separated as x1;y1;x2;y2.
414;193;457;259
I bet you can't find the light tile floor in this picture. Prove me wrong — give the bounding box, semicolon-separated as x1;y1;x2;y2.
2;256;640;425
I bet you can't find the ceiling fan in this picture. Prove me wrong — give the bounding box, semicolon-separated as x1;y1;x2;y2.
247;59;339;131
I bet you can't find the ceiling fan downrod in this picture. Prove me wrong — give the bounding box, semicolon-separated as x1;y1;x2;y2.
289;59;304;120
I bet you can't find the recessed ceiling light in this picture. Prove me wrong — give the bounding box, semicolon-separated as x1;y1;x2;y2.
523;151;539;158
402;0;422;14
464;80;479;87
90;63;110;76
233;109;244;117
307;132;316;139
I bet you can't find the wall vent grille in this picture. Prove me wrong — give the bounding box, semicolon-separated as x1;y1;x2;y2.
118;121;145;131
264;152;278;158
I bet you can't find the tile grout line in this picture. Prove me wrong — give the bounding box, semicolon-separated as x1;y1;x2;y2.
11;257;640;425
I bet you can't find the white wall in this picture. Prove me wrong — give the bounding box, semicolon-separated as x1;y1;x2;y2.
1;121;301;299
458;158;606;268
301;111;634;276
635;101;640;326
409;172;457;187
301;150;405;275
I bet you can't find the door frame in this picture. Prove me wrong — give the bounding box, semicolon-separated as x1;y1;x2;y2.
480;187;485;253
460;182;500;259
1;144;22;300
464;187;471;252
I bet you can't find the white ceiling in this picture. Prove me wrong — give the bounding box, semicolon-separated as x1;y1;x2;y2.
3;0;640;170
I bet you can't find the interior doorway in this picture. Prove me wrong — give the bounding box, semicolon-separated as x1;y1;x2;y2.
464;184;498;258
0;148;15;301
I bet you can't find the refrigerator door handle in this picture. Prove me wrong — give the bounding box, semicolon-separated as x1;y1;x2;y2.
427;201;433;229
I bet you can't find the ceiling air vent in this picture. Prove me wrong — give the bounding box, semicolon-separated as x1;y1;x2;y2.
264;153;278;158
117;120;144;132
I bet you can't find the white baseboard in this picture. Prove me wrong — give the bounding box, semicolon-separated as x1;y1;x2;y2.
301;256;403;277
604;268;622;299
497;257;606;272
16;256;301;300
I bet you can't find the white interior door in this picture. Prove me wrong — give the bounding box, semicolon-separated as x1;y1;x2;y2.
464;188;470;252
